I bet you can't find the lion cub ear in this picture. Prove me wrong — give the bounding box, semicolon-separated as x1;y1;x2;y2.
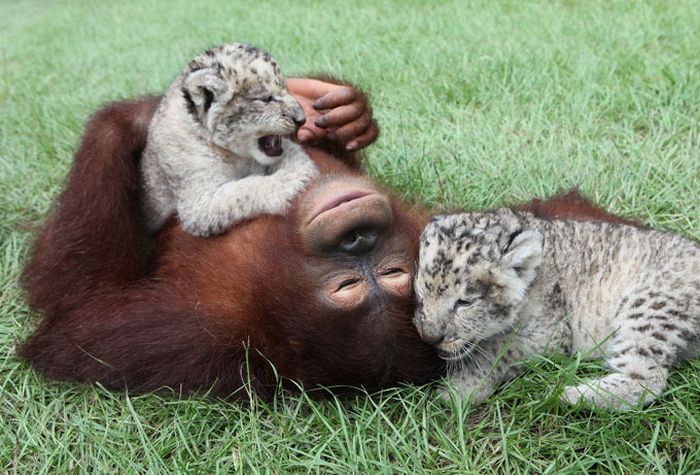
501;229;544;287
181;67;229;124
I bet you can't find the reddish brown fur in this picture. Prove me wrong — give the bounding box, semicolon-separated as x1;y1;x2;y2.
21;97;264;395
20;96;438;396
517;189;640;226
20;96;631;397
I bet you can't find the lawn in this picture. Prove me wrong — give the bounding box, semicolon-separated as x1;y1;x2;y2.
2;0;699;473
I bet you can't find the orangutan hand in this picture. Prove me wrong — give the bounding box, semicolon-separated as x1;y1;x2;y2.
288;78;379;151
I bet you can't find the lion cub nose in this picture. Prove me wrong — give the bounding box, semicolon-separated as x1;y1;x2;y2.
415;318;446;346
291;108;306;128
283;99;306;129
421;332;445;346
293;114;306;128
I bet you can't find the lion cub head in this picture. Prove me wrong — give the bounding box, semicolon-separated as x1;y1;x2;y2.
414;209;544;360
180;42;305;165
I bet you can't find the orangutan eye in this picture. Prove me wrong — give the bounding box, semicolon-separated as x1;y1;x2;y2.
337;278;361;291
379;267;405;276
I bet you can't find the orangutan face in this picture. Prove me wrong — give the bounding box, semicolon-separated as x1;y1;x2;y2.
298;175;414;307
260;174;443;390
142;166;442;394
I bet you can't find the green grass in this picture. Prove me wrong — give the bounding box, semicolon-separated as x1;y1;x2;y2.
2;0;699;473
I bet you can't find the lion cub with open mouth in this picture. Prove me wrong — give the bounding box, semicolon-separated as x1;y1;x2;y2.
141;42;317;237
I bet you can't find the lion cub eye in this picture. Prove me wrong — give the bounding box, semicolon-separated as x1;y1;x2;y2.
453;299;473;311
259;96;275;103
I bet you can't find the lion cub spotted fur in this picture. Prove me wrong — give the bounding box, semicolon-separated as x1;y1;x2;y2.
414;208;700;410
141;42;317;237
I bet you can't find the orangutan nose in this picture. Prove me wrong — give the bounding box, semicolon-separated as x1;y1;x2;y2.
300;179;393;256
339;229;378;255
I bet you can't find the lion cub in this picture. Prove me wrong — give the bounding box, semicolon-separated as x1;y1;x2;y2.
140;42;317;237
414;208;700;410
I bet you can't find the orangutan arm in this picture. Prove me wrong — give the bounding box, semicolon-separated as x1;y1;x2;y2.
21;98;160;318
19;97;272;395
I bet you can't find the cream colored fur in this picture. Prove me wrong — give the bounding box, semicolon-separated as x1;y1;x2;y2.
415;208;700;410
140;43;317;237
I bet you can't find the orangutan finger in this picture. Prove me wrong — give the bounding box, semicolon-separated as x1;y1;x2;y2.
328;112;372;143
296;127;320;143
346;120;379;151
313;86;358;110
287;78;337;100
315;102;366;129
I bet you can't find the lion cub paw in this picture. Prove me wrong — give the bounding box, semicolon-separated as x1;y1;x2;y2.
562;373;664;411
439;376;494;403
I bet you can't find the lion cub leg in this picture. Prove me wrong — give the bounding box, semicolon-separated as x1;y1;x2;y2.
177;146;317;236
263;144;319;212
441;334;525;403
562;292;695;410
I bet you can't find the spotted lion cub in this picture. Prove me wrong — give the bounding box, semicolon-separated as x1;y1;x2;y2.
141;42;318;237
414;208;700;410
